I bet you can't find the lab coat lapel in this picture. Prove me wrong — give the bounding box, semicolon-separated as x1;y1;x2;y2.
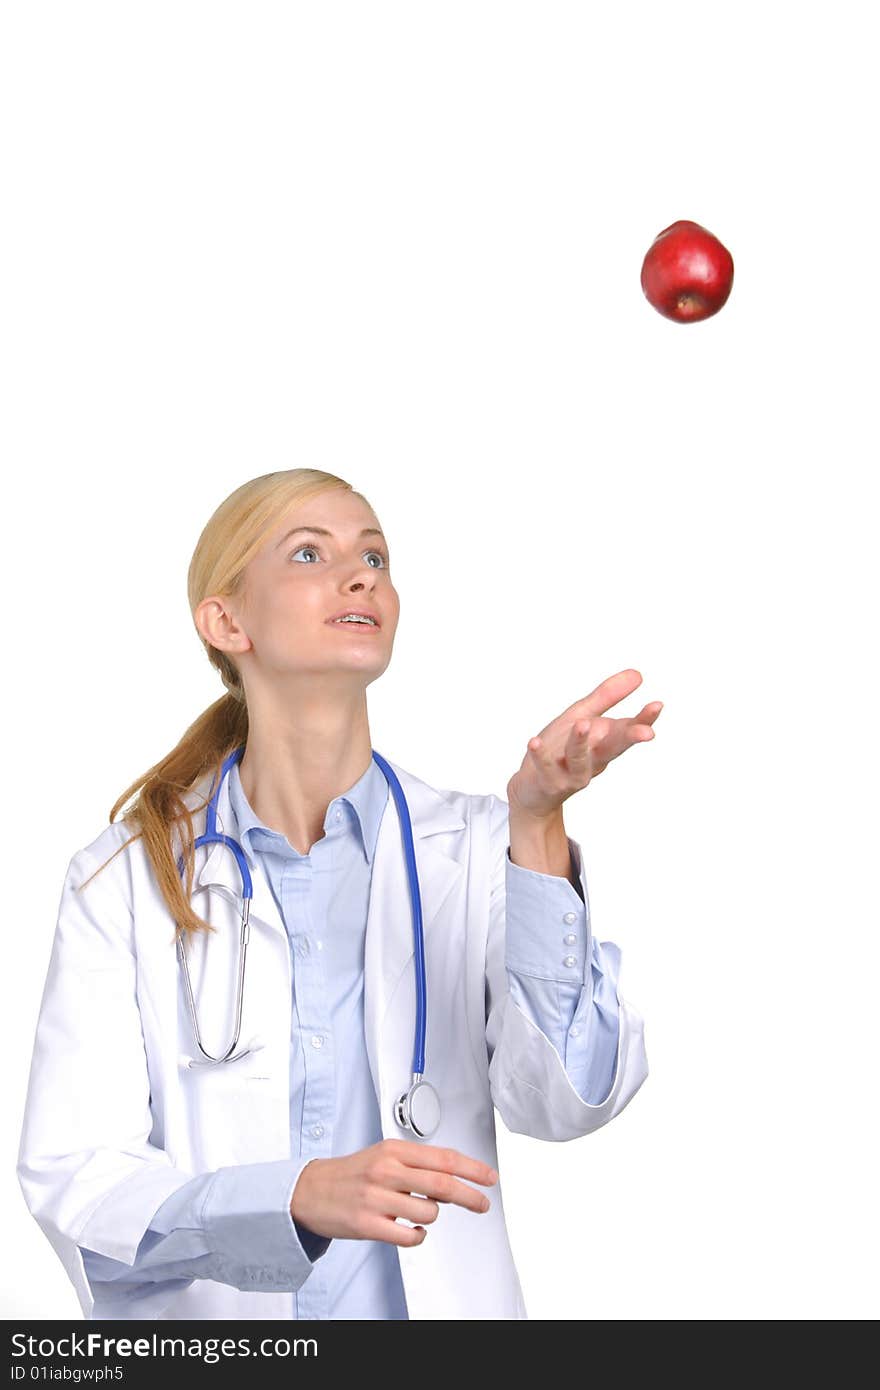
362;762;466;1109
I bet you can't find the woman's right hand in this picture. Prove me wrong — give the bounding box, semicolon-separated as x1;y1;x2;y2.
290;1139;498;1246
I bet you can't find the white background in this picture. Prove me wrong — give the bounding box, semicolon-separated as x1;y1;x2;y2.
2;0;877;1321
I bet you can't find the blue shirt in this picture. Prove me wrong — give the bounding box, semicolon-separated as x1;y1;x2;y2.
79;757;621;1318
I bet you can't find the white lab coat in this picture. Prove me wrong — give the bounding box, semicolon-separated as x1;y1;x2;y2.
17;758;648;1320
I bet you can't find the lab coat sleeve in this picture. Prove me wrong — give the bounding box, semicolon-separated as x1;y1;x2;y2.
79;1158;332;1313
16;839;326;1315
505;842;620;1105
484;794;648;1140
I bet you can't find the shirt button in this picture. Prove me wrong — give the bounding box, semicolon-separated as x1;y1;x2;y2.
335;808;342;821
564;933;577;945
311;1124;324;1139
311;1035;324;1049
570;1025;581;1037
563;911;577;924
563;955;577;968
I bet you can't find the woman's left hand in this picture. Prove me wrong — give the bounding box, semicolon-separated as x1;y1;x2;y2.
506;669;663;821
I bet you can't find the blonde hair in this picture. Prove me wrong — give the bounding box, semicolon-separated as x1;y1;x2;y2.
80;468;375;942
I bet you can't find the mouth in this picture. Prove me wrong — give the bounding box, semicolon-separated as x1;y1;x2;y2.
327;616;382;633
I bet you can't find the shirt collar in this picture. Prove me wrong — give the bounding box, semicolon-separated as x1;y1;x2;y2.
226;752;389;865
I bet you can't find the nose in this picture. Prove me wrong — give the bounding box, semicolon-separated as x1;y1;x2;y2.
346;565;378;591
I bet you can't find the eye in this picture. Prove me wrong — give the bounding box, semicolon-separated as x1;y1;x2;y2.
290;544;320;564
289;543;389;569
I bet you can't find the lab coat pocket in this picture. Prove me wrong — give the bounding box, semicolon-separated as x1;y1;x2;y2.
175;1048;287;1169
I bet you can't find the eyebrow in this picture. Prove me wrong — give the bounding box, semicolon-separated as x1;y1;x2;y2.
275;524;387;550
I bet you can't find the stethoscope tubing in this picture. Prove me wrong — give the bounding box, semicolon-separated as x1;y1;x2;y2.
370;749;427;1077
175;745;429;1079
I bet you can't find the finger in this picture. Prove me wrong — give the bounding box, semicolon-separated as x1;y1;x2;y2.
366;1215;428;1247
529;734;568;772
559;669;645;722
397;1144;498;1187
387;1192;444;1225
528;734;554;762
566;719;593;755
406;1172;493;1214
631;722;657;743
635;700;663;723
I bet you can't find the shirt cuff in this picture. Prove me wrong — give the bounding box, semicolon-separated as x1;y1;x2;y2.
504;837;590;983
201;1157;331;1292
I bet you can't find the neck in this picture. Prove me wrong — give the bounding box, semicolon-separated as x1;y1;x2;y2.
237;689;373;854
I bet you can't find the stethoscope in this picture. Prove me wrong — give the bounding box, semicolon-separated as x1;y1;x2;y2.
175;745;441;1139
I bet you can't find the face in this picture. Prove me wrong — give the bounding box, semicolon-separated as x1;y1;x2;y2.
206;491;400;695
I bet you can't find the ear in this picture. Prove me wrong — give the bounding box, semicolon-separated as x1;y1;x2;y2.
195;595;250;654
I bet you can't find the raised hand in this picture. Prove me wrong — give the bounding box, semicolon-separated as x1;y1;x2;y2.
506;669;662;821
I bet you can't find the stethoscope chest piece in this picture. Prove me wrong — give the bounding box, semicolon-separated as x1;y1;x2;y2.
395;1077;441;1138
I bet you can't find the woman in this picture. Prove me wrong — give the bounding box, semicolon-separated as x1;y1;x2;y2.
17;468;659;1321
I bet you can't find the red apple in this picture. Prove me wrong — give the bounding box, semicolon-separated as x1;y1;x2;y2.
640;220;734;323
